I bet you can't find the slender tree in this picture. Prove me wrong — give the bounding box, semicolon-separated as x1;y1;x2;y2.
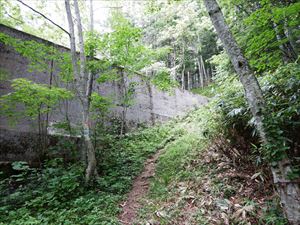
65;0;97;183
197;57;204;88
203;0;300;224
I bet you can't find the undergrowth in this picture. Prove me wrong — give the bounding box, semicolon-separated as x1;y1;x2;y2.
191;83;218;98
0;123;175;225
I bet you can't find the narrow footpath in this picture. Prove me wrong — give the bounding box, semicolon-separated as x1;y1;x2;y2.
118;147;165;225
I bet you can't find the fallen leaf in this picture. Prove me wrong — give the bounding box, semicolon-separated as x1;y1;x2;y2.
251;172;261;180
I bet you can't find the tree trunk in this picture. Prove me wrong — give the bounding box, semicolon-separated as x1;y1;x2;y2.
204;0;300;224
73;0;97;184
200;55;208;86
181;45;185;90
119;69;127;136
173;47;176;80
181;64;185;90
197;57;204;88
146;76;155;126
193;73;196;89
64;0;78;80
89;0;94;31
65;0;97;183
210;63;214;79
65;0;85;165
194;61;199;88
207;67;211;83
187;71;190;90
204;0;266;139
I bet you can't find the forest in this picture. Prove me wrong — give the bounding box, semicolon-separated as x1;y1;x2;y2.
0;0;299;224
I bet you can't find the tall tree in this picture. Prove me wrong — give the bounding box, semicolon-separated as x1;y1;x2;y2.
64;0;97;183
203;0;300;224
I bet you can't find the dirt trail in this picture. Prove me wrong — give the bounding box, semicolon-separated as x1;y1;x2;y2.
118;148;164;225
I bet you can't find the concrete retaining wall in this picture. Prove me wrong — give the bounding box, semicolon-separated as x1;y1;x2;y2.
0;24;208;162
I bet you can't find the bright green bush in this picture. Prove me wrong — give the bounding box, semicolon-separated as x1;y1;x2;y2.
210;62;300;167
0;78;73;124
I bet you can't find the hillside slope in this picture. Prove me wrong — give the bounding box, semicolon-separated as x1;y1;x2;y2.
133;104;285;225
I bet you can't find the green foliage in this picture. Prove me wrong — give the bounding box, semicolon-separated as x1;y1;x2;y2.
201;61;300;166
151;68;178;91
90;92;111;112
227;0;300;72
105;13;144;69
94;13;173;90
96;13;154;74
1;160;86;224
94;122;174;193
90;92;112;120
150;106;218;187
9;161;32;182
89;13;177;111
209;51;233;78
0;78;73;123
262;63;300;162
96;68;120;83
191;83;217;98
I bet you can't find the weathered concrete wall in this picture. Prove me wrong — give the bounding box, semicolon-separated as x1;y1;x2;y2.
0;24;83;133
0;24;208;162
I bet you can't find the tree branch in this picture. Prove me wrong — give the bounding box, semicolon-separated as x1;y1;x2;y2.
5;12;24;24
16;0;70;36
